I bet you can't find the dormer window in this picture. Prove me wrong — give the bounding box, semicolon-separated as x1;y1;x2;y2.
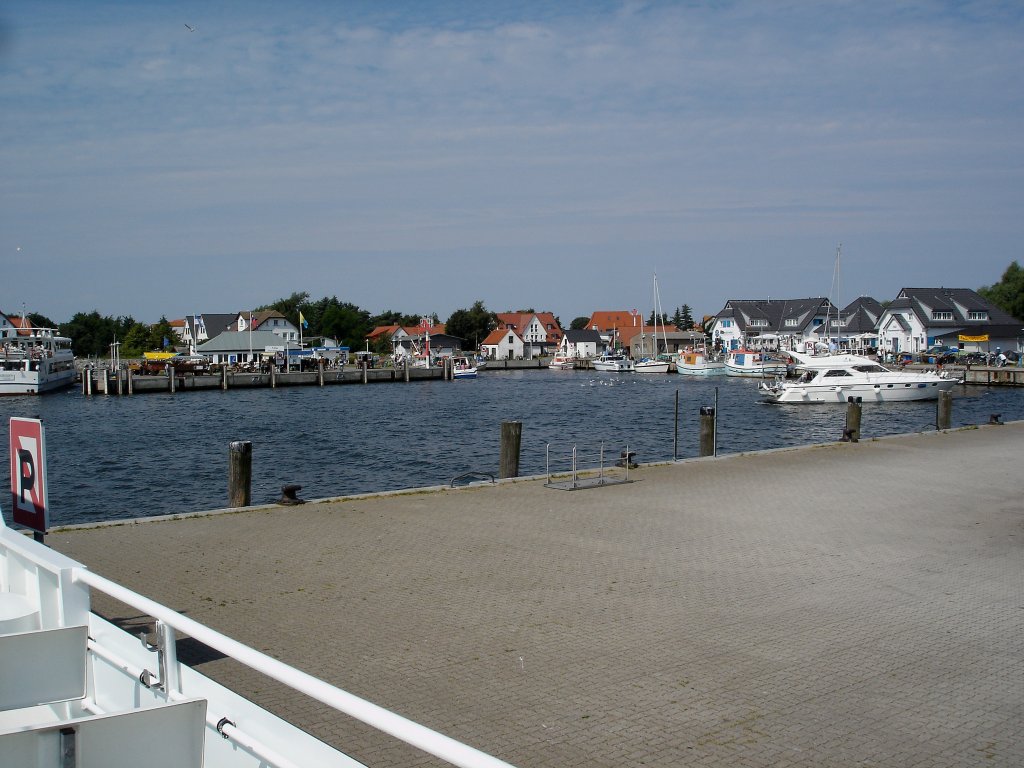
932;311;953;321
967;311;988;321
784;318;799;327
748;319;768;327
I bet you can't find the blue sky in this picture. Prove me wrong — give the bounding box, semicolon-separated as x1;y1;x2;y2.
2;1;1023;325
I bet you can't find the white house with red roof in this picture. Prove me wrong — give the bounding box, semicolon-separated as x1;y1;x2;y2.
495;312;563;358
481;327;524;360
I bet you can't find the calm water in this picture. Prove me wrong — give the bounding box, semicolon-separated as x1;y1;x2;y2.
1;370;1022;527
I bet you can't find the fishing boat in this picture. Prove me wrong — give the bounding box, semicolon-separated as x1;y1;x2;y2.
724;348;788;378
0;326;76;395
0;514;514;768
760;350;959;404
676;348;727;376
592;352;634;372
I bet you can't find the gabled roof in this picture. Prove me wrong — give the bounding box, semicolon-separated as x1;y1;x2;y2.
716;298;832;333
563;329;602;343
482;327;520;346
894;288;1021;326
367;324;402;341
586;311;641;333
248;310;292;329
839;297;884;335
195;330;285;353
185;313;237;340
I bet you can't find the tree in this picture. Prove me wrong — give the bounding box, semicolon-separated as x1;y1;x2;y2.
570;316;590;330
979;261;1024;320
27;312;57;329
445;300;498;349
256;291;311;333
679;304;694;330
320;303;371;350
59;312;134;357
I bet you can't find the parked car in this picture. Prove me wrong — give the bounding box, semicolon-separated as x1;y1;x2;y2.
923;346;958;364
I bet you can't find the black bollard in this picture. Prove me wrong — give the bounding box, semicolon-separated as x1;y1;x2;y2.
699;406;716;457
228;441;252;507
500;421;522;478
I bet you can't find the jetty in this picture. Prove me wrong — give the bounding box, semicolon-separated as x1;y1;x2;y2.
48;423;1024;767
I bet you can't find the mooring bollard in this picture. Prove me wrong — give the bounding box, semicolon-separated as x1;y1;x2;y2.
936;390;952;430
228;440;253;507
699;406;716;457
500;420;522;478
843;397;862;442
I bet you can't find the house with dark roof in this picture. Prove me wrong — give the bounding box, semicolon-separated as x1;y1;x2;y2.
559;329;602;359
231;311;300;342
811;297;884;353
181;313;238;352
708;298;834;351
876;288;1023;355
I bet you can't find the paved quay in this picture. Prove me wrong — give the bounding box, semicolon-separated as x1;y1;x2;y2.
50;424;1024;768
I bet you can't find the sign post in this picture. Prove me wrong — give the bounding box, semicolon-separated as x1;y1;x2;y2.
9;417;48;541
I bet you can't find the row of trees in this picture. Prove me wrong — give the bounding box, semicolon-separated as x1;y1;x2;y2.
56;312;180;359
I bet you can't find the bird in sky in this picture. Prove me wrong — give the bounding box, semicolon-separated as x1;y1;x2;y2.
184;23;195;32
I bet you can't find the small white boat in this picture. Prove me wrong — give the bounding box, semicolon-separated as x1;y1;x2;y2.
725;348;788;378
760;350;960;404
633;357;671;374
676;349;727;376
548;353;576;370
592;352;634;372
0;326;76;395
451;356;478;378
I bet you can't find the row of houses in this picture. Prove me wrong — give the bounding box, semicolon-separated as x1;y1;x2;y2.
22;285;1011;366
709;288;1024;356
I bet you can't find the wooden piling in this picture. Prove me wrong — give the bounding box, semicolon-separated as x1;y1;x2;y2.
228;440;253;507
222;365;229;390
362;361;368;384
699;406;716;457
126;368;133;395
500;421;522;479
168;365;176;393
844;399;862;442
937;390;952;430
317;359;324;387
270;364;276;389
404;359;410;382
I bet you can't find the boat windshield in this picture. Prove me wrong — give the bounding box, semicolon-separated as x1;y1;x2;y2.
852;365;887;373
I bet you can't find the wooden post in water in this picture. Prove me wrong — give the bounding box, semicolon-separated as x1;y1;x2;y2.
222;365;229;390
844;398;862;442
673;389;680;461
699;406;716;457
126;367;133;395
168;365;176;393
84;367;92;396
362;361;368;384
500;421;522;479
317;358;324;387
404;359;410;382
937;390;952;430
228;441;253;507
270;363;276;389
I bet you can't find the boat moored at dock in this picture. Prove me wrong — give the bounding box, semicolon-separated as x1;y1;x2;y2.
760;350;960;403
592;352;635;372
724;348;788;378
0;326;76;395
676;349;727;376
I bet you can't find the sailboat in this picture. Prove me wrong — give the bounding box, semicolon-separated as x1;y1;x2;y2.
634;274;671;373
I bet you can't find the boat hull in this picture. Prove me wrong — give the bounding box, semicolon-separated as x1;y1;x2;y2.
725;363;788;378
676;361;727;376
0;368;76;395
634;360;670;374
762;378;958;404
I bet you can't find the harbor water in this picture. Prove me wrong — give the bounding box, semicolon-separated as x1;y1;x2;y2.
2;370;1023;527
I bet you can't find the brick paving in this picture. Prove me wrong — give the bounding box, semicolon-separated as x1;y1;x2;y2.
50;424;1024;767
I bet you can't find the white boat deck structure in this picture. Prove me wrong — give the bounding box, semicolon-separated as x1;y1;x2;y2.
0;513;515;768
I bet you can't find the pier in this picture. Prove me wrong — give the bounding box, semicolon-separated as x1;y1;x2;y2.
49;423;1024;767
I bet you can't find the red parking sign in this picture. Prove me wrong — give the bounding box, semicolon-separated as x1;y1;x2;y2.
9;417;48;533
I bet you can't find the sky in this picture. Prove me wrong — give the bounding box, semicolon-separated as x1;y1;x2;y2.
2;1;1023;325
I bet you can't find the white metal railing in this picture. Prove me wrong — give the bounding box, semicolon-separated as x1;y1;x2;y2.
73;568;515;768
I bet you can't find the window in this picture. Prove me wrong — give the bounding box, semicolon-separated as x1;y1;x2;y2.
932;311;953;321
812;318;823;326
968;311;988;321
784;319;799;327
823;369;852;377
748;319;768;327
721;320;732;328
508;335;514;344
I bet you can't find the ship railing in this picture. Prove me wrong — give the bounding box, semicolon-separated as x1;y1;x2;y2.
0;523;516;768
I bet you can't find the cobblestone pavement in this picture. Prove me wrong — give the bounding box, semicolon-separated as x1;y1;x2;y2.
51;424;1024;767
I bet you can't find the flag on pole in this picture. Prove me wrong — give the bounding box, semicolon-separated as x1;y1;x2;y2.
299;311;308;329
162;336;169;348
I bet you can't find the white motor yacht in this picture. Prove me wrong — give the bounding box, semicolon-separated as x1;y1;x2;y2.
760;350;959;404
